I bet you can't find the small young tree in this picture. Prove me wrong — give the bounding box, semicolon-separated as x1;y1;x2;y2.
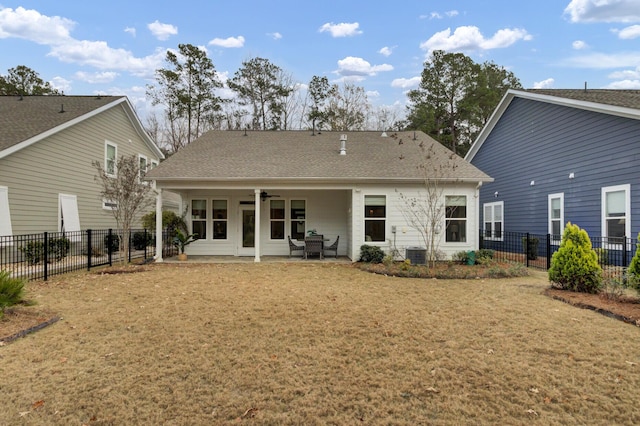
626;233;640;292
397;138;459;267
93;155;154;264
548;222;602;293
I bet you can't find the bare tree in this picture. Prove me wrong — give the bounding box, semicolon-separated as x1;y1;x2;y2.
396;138;459;267
325;82;370;131
93;155;154;264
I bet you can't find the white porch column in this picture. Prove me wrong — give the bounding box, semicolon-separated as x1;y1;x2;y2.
254;189;261;262
154;188;163;262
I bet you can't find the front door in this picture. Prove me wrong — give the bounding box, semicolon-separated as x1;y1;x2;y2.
238;204;255;256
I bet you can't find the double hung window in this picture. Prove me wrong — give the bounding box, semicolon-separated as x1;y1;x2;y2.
364;195;386;242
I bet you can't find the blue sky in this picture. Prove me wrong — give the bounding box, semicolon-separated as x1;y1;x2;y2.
1;0;639;121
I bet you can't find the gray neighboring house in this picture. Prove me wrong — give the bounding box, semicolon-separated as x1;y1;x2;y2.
0;95;166;239
145;130;492;261
466;88;640;248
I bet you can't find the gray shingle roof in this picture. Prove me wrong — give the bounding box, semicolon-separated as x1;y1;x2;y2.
525;89;640;110
0;95;124;152
147;130;492;183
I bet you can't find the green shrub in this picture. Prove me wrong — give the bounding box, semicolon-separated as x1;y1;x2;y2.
522;236;539;260
142;210;187;236
20;237;70;265
548;222;602;293
359;245;385;263
452;251;468;264
475;249;495;264
132;231;152;250
104;234;120;252
627;233;640;279
0;270;25;319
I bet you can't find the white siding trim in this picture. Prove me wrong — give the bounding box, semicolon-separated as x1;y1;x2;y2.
0;186;13;242
548;192;564;240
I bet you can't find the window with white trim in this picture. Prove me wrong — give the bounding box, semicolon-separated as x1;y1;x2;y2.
290;200;306;240
192;199;207;240
138;154;148;181
483;201;503;241
364;195;386;242
102;199;118;210
548;193;564;241
212;199;228;240
445;195;467;242
270;199;285;240
105;141;117;177
0;186;13;244
602;184;630;242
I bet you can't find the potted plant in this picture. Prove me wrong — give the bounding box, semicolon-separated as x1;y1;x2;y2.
173;230;197;261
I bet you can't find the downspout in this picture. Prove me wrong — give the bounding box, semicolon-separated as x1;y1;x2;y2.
154;187;163;262
254;189;261;262
475;181;483;251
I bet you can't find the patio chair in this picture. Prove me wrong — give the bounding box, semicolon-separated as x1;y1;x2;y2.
324;235;339;258
304;236;324;259
288;236;304;257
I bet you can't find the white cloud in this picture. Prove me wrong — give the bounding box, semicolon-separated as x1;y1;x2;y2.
147;20;177;41
366;90;380;99
318;22;362;37
605;79;640;88
49;40;165;77
446;10;459;18
267;32;282;40
564;0;640;23
75;71;119;84
420;26;531;54
532;78;555;89
50;76;71;93
335;56;393;79
379;46;393;56
564;51;640;68
608;67;640;79
572;40;589;49
0;6;74;44
391;76;421;89
618;24;640;38
425;10;458;20
208;35;245;48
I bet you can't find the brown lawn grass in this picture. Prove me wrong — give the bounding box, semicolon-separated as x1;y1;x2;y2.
1;263;640;425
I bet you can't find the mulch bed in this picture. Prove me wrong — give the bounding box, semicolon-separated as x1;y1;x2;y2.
544;288;640;327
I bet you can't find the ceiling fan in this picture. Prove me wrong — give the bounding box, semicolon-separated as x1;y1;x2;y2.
248;191;281;202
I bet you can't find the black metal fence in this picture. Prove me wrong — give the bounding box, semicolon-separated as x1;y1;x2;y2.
0;228;178;281
480;230;635;278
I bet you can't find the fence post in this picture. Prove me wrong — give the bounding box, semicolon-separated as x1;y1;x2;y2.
546;234;551;270
479;233;484;250
526;233;530;268
108;228;113;266
87;229;92;271
623;235;628;268
43;231;48;281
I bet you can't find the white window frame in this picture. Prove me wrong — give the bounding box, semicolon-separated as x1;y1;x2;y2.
445;195;467;243
138;154;148;182
290;199;306;240
191;199;207;240
548;193;564;242
212;199;229;240
269;199;286;241
102;199;118;211
601;184;631;244
364;195;386;242
105;141;117;177
483;201;504;241
0;186;13;245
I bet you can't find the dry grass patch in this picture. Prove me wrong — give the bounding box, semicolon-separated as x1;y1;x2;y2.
1;263;640;425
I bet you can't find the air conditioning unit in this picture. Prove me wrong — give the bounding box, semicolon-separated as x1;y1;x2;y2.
406;247;426;265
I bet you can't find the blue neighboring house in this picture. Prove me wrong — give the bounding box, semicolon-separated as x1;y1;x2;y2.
465;89;640;260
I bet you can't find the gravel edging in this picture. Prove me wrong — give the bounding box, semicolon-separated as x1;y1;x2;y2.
0;316;61;344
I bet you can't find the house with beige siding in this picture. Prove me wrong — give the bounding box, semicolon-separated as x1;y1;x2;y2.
145;130;492;261
0;95;166;238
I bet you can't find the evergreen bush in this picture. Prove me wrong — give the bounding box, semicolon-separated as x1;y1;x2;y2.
548;222;602;293
0;270;25;319
132;231;152;250
627;233;640;293
359;245;385;263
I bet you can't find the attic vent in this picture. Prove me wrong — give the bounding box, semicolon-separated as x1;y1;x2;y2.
339;134;347;155
59;104;65;113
